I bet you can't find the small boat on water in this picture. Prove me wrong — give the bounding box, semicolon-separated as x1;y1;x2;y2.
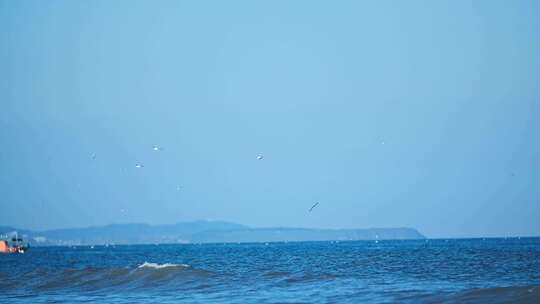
0;233;29;254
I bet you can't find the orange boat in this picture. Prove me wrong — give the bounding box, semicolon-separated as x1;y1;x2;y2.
0;235;29;254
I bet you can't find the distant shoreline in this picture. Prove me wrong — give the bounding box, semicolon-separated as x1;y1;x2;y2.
1;220;425;246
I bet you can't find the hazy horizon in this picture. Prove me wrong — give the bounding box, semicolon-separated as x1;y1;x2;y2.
3;218;540;240
2;1;539;239
1;218;422;232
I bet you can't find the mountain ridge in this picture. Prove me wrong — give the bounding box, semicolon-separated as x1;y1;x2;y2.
0;220;425;246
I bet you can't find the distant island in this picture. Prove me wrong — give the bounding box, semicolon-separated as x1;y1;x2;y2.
0;220;425;246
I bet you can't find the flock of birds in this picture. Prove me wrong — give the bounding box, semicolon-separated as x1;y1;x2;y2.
89;140;395;215
92;146;320;213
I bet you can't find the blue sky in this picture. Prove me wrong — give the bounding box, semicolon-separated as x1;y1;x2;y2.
1;0;539;237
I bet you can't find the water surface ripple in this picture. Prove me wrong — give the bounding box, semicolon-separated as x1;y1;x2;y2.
1;238;540;303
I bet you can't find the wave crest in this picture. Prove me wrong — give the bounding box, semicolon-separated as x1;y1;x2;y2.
9;263;214;293
137;262;190;269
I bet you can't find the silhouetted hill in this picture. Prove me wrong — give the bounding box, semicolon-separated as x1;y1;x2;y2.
0;221;425;246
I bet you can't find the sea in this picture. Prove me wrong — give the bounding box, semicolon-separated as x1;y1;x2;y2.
1;238;540;303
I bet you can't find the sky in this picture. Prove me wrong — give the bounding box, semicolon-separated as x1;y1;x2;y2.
1;0;539;238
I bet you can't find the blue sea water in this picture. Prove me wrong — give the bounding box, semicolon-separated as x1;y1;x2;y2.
1;238;540;303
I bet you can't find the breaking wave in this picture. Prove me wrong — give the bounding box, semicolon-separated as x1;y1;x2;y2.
4;262;214;293
137;262;190;269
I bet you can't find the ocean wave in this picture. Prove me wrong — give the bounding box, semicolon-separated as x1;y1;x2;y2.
137;262;190;269
4;263;214;293
422;285;540;303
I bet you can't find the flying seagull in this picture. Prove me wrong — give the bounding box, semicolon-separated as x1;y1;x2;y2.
135;164;144;169
309;202;319;212
256;153;264;160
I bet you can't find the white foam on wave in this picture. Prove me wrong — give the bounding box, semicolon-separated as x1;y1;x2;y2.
137;262;190;269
